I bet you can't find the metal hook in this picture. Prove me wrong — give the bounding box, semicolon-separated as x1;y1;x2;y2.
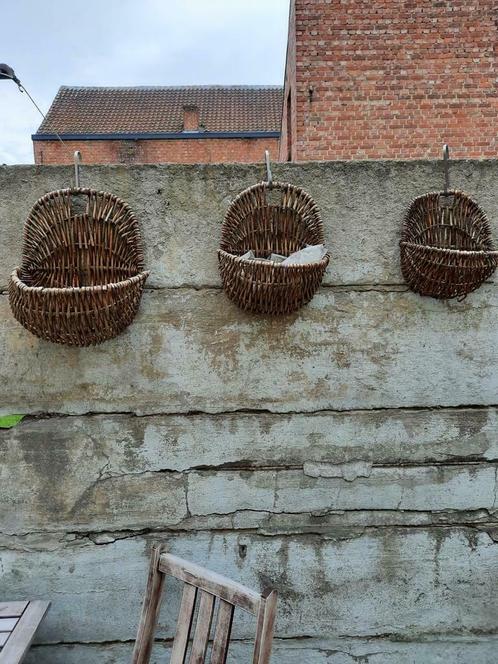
74;151;81;188
264;150;273;188
443;144;450;195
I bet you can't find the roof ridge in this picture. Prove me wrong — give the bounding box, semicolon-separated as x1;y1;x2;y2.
59;84;283;91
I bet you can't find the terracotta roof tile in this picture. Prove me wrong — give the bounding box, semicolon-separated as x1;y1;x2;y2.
36;86;283;135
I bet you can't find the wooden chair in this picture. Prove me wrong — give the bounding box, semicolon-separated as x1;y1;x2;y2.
132;544;277;664
0;601;50;664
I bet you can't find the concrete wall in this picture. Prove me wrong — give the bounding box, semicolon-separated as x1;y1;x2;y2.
0;160;497;663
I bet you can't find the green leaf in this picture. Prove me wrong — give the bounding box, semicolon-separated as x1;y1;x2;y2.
0;414;25;429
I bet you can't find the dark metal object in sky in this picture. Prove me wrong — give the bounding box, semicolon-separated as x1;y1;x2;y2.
0;63;20;85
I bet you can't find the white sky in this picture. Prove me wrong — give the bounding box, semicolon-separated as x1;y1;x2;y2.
0;0;290;164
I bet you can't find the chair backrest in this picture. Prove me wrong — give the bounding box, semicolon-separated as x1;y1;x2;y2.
132;544;277;664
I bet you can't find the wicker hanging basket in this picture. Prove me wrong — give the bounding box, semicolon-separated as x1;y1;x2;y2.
9;187;149;346
218;177;329;315
400;146;497;299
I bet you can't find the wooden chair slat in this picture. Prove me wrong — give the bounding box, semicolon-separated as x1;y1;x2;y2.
0;601;50;664
131;544;166;664
0;618;18;632
0;604;28;619
210;600;234;664
252;591;277;664
189;591;215;664
169;583;197;664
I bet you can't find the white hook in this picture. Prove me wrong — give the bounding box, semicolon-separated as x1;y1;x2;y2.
74;150;81;188
264;150;273;188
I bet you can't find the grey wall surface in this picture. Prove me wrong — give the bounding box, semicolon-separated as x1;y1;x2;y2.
0;161;497;663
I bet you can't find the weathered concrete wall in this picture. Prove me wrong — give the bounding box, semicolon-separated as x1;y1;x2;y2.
1;161;498;663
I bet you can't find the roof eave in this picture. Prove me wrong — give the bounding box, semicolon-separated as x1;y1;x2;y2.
32;130;281;141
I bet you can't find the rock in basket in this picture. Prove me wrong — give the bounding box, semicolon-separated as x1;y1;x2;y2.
218;181;329;315
9;188;149;346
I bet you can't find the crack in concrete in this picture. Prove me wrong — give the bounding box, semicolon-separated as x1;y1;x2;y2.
184;474;192;519
272;470;279;512
5;280;496;297
27;630;498;649
493;467;498;509
2;518;498;550
397;484;406;510
0;282;412;298
3;403;498;420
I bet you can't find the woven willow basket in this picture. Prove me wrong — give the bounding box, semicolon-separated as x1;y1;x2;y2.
218;181;329;315
400;190;497;300
9;188;149;346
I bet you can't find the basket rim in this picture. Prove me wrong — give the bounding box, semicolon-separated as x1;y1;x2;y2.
31;186;133;202
229;180;312;198
399;241;498;257
218;248;330;269
223;180;322;218
10;267;149;294
407;188;479;204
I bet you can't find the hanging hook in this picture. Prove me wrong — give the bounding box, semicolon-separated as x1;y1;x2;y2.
443;144;450;195
264;150;273;188
74;151;81;188
440;144;454;208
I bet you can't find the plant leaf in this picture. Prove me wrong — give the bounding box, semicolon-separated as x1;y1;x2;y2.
0;414;25;429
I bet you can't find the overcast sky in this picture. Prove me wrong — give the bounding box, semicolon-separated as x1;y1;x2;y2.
1;0;289;164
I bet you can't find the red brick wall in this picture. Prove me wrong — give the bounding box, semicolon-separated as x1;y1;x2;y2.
33;137;280;165
279;0;297;162
281;0;498;161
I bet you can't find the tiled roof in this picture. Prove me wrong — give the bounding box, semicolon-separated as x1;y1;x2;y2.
36;86;283;135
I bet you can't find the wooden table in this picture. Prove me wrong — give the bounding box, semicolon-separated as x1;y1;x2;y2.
0;602;50;664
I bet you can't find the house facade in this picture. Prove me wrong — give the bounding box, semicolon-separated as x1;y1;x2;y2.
33;86;282;165
279;0;498;161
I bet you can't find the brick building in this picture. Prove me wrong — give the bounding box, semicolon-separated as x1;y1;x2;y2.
279;0;498;161
33;86;282;165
